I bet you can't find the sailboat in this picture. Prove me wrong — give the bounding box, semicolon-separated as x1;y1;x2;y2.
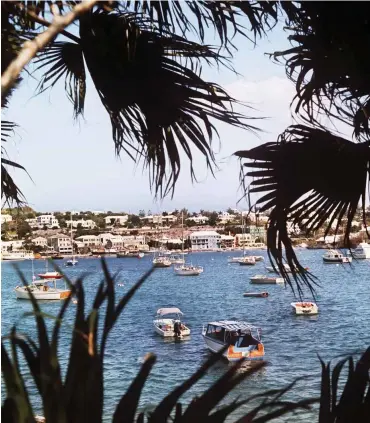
38;258;62;279
174;213;203;276
152;221;171;267
66;213;78;267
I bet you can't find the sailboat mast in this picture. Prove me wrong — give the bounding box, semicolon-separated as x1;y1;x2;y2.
242;214;245;257
181;212;184;258
70;212;74;260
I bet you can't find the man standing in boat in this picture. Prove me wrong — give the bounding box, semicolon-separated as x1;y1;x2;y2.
174;321;182;338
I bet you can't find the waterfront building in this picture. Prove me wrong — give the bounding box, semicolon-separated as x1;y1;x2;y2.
48;234;73;254
32;236;48;247
190;231;221;250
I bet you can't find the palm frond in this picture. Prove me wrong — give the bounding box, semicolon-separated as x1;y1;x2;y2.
78;10;256;198
236;124;370;295
272;2;370;140
34;41;86;118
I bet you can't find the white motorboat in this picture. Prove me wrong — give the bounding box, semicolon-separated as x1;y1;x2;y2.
169;254;185;264
227;256;243;263
66;258;78;267
266;263;309;273
291;302;319;315
323;249;352;263
239;256;256;266
250;275;284;284
351;243;370;259
15;279;71;300
174;264;203;276
202;320;265;362
153;256;172;267
153;307;190;338
2;250;34;261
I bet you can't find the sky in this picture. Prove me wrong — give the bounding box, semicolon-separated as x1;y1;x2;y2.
3;18;348;214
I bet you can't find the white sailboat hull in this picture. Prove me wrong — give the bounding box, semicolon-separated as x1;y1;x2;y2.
15;287;71;300
174;266;203;276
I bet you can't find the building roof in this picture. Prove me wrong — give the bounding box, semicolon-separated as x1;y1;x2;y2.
190;231;221;237
49;234;70;239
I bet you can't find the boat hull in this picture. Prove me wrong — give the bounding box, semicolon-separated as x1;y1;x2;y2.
38;273;62;279
15;288;71;300
153;319;190;337
174;269;202;276
202;335;264;362
250;277;284;284
291;302;318;315
243;292;268;298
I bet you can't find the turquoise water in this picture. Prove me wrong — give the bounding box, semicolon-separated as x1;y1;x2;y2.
2;250;370;420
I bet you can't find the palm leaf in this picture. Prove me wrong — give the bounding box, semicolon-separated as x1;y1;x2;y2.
34;41;86;118
236;124;370;294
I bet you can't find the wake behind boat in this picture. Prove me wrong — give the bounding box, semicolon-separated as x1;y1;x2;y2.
202;320;265;362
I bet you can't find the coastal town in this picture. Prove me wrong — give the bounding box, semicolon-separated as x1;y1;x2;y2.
1;206;369;259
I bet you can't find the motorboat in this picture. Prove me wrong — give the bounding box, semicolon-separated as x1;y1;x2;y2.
117;251;144;258
174;264;203;276
15;279;71;300
351;243;370;259
50;254;64;260
239;256;256;266
266;263;309;273
66;258;78;267
2;250;34;261
169;254;185;264
153;256;172;267
291;302;319;315
322;249;352;263
228;256;244;263
252;256;264;262
243;292;269;298
153;307;190;338
250;275;284;284
202;320;265;362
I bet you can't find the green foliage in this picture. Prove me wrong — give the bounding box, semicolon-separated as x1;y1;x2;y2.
128;214;142;228
208;212;219;227
1;261;328;422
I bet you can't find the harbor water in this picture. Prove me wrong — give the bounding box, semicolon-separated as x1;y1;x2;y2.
2;249;370;420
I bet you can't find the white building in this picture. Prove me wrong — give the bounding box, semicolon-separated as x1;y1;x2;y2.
220;234;235;248
105;215;128;226
71;219;96;229
187;215;209;224
190;231;221;251
75;235;101;247
48;234;73;254
25;218;38;228
37;214;60;229
32;236;48;247
98;233;124;249
1;239;25;252
140;214;177;225
1;214;12;224
218;211;234;224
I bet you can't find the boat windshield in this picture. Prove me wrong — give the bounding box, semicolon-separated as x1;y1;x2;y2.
225;330;260;347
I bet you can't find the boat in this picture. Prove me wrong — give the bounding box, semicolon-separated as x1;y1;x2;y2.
153;307;190;338
291;302;319;315
50;254;64;260
250;275;284;284
202;320;265;362
14;259;71;300
169;254;185;264
116;251;145;258
243;292;269;298
266;263;309;273
2;250;34;261
38;259;62;279
153;256;172;267
322;249;352;263
66;213;78;267
253;256;264;262
228;256;244;263
174;213;203;276
239;256;256;266
351;242;370;259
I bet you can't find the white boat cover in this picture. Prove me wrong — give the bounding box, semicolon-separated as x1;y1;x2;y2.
156;307;183;316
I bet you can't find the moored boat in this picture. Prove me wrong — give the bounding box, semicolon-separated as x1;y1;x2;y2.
202;320;265;362
243;292;268;298
38;271;62;279
153;256;172;267
153;308;190;338
174;264;203;276
266;263;309;273
323;249;352;263
239;256;256;266
291;302;318;315
351;243;370;259
250;275;284;284
117;251;144;258
2;250;34;261
169;254;185;264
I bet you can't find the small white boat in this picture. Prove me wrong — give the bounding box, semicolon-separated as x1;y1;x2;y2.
66;258;78;267
266;263;309;273
2;250;34;261
202;320;265;362
351;243;370;259
174;264;203;276
250;275;284;284
38;271;62;279
15;279;71;300
153;256;172;267
323;249;352;263
153;307;190;338
239;256;256;266
169;254;185;264
253;256;264;262
291;302;319;315
228;256;244;263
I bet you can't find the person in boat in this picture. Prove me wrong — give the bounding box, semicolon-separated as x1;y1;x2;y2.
173;321;182;338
